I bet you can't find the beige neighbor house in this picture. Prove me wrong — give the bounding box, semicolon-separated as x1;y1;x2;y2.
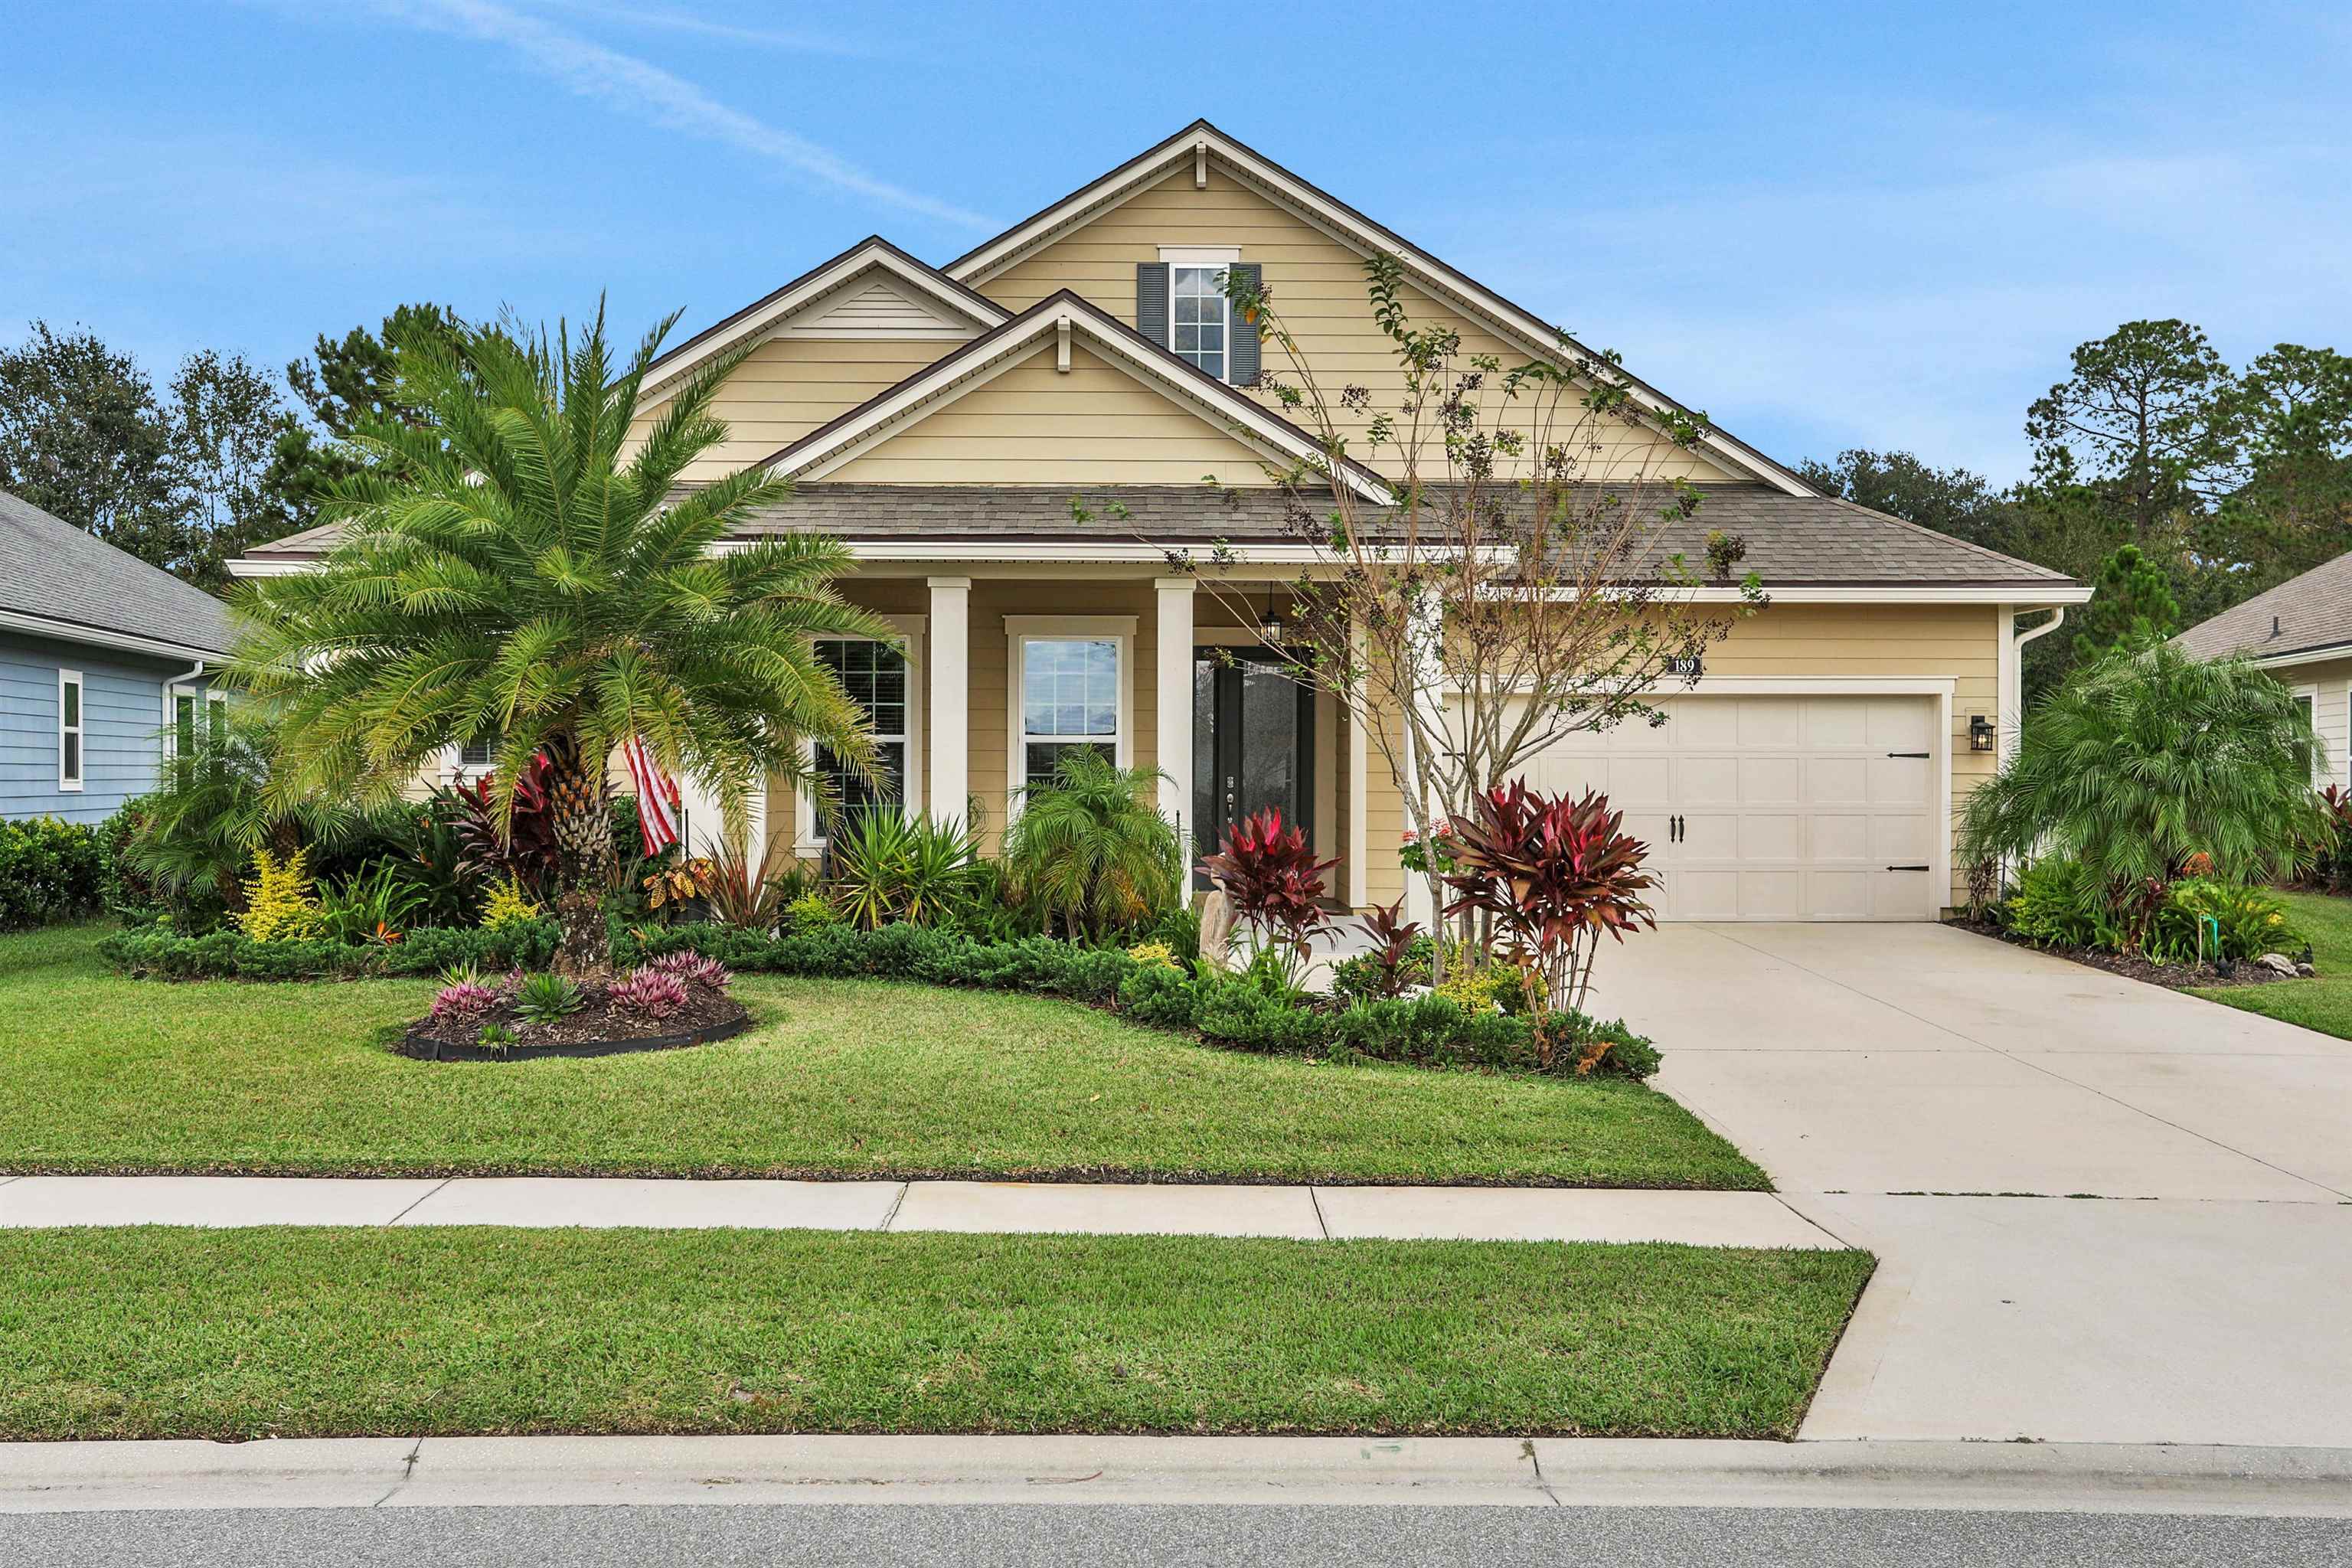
2175;550;2352;791
232;121;2089;923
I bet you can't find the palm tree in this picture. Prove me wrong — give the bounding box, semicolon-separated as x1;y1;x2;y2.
1001;750;1183;941
1961;641;2326;907
128;706;353;916
230;303;891;978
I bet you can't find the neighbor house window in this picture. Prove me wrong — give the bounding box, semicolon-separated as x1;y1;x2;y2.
1018;636;1122;789
1169;266;1229;381
165;684;224;768
58;670;84;791
811;638;909;839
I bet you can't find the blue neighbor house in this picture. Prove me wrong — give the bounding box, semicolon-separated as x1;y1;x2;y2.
0;488;234;823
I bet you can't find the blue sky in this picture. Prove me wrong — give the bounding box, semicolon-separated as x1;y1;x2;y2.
6;1;2347;481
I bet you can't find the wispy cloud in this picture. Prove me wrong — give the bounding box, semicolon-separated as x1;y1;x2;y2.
360;0;994;230
512;0;881;58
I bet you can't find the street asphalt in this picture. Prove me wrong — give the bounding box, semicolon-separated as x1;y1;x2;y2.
5;1503;2350;1566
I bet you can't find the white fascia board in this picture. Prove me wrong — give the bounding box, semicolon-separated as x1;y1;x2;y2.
947;128;1808;496
0;607;228;662
1502;583;2096;606
770;302;1393;505
638;247;1007;412
2251;642;2352;671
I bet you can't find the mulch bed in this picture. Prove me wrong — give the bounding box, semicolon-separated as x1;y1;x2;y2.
401;989;753;1063
1944;919;2302;992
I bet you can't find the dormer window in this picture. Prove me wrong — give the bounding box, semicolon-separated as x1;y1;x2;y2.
1170;266;1229;381
1138;247;1258;386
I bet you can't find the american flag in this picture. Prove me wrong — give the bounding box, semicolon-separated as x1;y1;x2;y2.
622;736;681;855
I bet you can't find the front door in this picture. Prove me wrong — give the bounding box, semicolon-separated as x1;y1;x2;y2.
1193;648;1315;884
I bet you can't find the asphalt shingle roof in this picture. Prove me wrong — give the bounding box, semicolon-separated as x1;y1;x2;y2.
243;484;2073;587
0;489;235;655
2174;550;2352;662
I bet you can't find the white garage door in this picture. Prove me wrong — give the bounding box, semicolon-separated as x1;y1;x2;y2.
1492;694;1944;921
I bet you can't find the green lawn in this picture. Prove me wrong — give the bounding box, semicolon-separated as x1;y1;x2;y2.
0;1227;1870;1441
0;925;1763;1188
2189;887;2352;1040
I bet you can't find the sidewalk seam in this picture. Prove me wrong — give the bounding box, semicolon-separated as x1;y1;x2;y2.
382;1178;452;1227
878;1181;910;1232
1306;1186;1331;1239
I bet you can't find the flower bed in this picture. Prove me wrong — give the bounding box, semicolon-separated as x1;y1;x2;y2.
618;920;1661;1081
406;952;750;1062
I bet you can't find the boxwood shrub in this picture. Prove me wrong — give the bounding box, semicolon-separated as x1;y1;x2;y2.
0;816;106;930
99;920;560;981
615;919;1660;1080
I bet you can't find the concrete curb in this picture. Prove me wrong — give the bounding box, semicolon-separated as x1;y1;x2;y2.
4;1436;2350;1516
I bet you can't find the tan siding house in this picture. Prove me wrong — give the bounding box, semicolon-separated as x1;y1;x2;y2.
2177;550;2352;792
235;121;2088;920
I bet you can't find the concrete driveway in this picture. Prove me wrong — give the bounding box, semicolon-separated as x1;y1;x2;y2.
1587;923;2352;1446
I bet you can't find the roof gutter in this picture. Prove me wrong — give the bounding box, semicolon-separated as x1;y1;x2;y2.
0;606;230;663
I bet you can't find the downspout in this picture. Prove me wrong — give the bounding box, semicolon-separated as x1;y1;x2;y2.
2000;608;2066;768
164;658;207;758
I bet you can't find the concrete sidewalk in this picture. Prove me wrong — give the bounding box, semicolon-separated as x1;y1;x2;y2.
5;1433;2349;1517
0;1174;1842;1249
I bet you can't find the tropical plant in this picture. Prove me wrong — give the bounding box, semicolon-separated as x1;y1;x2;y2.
826;811;982;930
646;949;732;991
512;971;586;1026
475;1021;518;1056
236;846;325;942
227;302;893;979
1346;899;1426;1001
1124;939;1184;972
606;965;689;1023
1439;782;1657;1015
1003;750;1184;942
430;977;504;1028
446;757;564;897
702;833;802;932
2306;784;2352;893
1959;644;2326;924
125;706;351;917
642;856;714;914
1197;806;1337;991
316;861;425;946
2147;879;2305;965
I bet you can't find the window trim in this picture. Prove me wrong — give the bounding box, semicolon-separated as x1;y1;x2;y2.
164;682;227;766
2296;682;2321;785
57;668;84;792
795;615;925;852
1164;262;1233;384
1005;615;1135;808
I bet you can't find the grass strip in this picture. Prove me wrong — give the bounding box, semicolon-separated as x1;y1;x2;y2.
0;1227;1870;1441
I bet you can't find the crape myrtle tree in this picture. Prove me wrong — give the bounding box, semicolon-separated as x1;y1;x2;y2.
1162;256;1762;977
229;302;890;979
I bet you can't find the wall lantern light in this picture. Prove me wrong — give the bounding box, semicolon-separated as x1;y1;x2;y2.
1968;714;1996;752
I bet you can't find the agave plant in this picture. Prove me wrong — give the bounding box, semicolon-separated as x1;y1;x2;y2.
1439;782;1655;1014
1197;806;1338;991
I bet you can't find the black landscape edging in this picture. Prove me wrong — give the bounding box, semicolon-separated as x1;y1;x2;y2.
399;1010;755;1063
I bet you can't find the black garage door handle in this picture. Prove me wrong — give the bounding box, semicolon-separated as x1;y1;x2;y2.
1885;751;1930;758
1886;864;1930;871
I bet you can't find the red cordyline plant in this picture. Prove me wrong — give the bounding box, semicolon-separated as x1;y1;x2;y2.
448;753;563;896
1350;898;1426;999
1439;782;1656;1015
1197;807;1338;991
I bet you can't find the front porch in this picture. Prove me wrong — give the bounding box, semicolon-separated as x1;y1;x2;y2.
733;564;1377;911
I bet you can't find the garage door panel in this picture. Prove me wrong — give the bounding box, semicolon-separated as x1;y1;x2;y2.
1487;691;1943;922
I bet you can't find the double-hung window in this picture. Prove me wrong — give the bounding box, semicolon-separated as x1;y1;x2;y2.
1012;624;1129;792
58;670;84;791
1169;265;1229;381
812;638;910;839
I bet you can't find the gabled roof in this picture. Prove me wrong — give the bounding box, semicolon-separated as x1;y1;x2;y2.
635;236;1009;410
0;488;234;658
2175;551;2352;665
753;290;1396;504
944;119;1816;498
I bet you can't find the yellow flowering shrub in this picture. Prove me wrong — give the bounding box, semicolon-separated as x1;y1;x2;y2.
237;847;324;942
480;876;544;930
1125;939;1183;972
1432;962;1517;1014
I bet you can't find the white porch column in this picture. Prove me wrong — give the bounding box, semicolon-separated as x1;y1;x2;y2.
927;577;971;827
1154;577;1196;845
1348;618;1369;909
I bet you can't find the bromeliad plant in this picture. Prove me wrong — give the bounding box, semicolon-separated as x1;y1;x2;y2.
1197;806;1338;993
1439;782;1656;1017
229;302;892;980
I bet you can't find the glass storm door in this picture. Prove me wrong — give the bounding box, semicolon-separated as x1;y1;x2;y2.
1193;648;1314;885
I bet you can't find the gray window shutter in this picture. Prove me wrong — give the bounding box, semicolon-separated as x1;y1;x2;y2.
1135;263;1169;348
1227;263;1262;386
